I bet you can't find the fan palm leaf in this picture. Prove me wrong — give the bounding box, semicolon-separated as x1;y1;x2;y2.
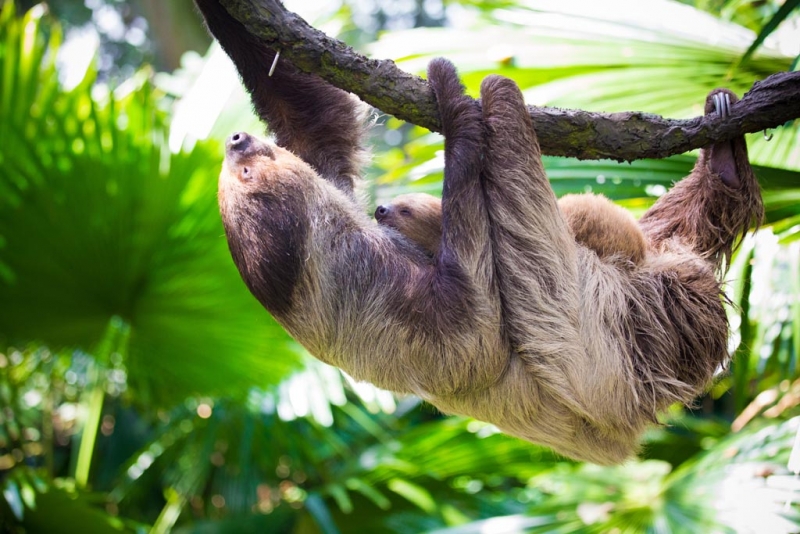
0;2;299;407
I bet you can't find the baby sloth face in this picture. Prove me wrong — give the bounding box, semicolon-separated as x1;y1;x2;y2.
374;193;443;256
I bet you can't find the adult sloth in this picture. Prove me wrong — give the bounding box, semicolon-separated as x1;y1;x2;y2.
196;0;762;464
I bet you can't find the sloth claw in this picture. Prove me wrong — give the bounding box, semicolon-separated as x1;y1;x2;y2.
712;92;730;119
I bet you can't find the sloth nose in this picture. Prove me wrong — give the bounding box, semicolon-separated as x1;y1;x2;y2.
226;132;251;153
375;205;390;221
226;132;275;161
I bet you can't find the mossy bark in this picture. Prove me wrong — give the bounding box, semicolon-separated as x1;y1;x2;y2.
218;0;800;162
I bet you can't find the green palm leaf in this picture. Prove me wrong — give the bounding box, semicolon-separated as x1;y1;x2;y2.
427;417;800;534
372;0;796;171
0;2;299;406
112;395;553;532
740;0;800;64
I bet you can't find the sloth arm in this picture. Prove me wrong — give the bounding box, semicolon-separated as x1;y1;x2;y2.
375;59;505;394
639;89;763;268
195;1;506;396
194;0;367;197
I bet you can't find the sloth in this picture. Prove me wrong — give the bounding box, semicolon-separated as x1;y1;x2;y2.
375;193;443;258
196;0;763;464
376;192;648;265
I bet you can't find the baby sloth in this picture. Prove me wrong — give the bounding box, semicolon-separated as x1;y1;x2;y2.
376;192;647;265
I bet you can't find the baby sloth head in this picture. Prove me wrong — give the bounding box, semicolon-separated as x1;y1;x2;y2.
375;193;443;256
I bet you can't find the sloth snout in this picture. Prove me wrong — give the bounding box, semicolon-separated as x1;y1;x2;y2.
226;132;275;160
375;205;390;221
227;132;251;153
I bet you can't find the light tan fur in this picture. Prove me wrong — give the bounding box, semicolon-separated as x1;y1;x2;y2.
559;194;647;265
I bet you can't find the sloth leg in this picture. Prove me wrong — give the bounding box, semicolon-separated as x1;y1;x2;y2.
397;59;507;395
194;0;367;197
428;59;496;285
477;76;611;420
706;90;740;188
479;76;579;349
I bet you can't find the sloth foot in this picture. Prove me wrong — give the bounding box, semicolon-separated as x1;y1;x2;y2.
712;91;730;118
705;89;741;188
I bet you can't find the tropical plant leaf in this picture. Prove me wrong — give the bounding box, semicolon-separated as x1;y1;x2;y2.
428;417;800;534
0;2;299;406
1;466;145;533
740;0;800;64
371;0;797;171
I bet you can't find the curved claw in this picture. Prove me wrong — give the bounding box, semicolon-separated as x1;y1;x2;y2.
712;92;730;119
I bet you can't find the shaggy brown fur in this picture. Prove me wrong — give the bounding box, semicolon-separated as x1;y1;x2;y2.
377;192;647;266
197;0;763;465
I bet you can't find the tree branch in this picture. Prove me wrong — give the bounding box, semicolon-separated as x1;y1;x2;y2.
218;0;800;161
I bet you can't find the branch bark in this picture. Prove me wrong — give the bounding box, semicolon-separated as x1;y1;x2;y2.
218;0;800;161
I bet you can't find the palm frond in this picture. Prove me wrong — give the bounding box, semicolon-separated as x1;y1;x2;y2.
0;2;299;406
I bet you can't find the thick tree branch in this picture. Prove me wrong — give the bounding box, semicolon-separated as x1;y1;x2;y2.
219;0;800;161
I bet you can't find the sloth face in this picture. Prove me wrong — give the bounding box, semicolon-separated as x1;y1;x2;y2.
217;132;312;317
220;132;278;188
220;132;319;188
375;193;443;255
218;132;316;212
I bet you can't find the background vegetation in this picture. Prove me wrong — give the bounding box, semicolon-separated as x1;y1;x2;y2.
1;0;799;532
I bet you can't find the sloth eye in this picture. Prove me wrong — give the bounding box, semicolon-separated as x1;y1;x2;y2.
400;208;411;216
242;167;251;179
